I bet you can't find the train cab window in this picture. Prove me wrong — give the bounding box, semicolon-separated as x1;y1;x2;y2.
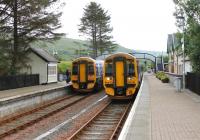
127;62;135;76
72;65;78;75
88;65;94;75
105;63;113;76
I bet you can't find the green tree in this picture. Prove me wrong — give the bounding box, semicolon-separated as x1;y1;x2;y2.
0;0;65;75
79;2;115;58
163;55;169;63
173;0;200;73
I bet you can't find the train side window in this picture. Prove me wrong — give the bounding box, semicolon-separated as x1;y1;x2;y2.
88;65;94;75
127;62;135;76
72;65;78;75
105;63;112;76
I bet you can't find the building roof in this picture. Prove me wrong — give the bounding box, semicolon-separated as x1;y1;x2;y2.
30;47;58;63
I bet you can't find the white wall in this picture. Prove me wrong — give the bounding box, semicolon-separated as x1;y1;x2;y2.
185;61;192;73
177;55;192;75
21;52;48;84
30;53;48;84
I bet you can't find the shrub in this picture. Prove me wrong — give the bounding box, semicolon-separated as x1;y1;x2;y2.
156;71;165;79
58;61;72;74
161;76;169;83
155;71;169;83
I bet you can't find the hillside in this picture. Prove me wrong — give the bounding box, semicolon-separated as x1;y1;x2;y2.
32;38;166;60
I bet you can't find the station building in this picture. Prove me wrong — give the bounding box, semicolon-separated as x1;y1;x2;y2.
21;47;58;84
167;33;192;75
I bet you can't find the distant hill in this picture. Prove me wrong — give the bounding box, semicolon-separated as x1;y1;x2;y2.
32;38;166;60
133;50;167;57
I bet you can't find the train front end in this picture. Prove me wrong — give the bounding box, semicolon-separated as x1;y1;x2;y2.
103;53;139;99
71;57;96;92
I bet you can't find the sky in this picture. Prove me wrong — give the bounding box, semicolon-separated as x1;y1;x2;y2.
59;0;177;52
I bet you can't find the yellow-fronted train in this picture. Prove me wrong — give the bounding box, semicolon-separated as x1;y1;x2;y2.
103;52;142;99
71;57;104;92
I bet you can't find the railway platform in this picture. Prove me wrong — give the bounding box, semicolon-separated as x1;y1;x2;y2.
119;73;200;140
0;81;70;100
0;82;71;118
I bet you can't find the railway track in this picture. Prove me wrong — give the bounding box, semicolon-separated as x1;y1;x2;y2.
0;93;92;139
69;101;132;140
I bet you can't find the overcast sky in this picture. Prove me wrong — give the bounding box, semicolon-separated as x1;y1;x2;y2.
59;0;177;52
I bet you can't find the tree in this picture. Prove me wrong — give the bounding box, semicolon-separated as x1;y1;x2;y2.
79;2;115;58
163;55;169;63
173;0;200;73
0;0;65;75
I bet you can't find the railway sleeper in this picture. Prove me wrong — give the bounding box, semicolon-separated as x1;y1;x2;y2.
86;125;115;131
96;118;119;121
92;121;118;125
98;114;121;117
76;133;111;140
81;130;112;135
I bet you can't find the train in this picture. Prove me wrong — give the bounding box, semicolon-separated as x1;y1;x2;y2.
71;57;104;92
103;52;141;99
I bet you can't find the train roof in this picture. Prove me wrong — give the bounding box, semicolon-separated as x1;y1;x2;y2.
72;57;96;63
105;52;136;60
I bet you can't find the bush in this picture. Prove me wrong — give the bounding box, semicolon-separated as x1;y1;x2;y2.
155;71;169;83
58;61;72;74
156;71;165;79
161;76;169;83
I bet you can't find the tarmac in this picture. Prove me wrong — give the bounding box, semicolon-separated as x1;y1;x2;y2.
120;73;200;140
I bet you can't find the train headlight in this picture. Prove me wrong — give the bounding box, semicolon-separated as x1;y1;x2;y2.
127;77;135;84
128;77;132;80
106;77;110;81
105;77;113;84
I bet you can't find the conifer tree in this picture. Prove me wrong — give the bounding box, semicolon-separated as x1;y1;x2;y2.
79;2;116;58
0;0;64;75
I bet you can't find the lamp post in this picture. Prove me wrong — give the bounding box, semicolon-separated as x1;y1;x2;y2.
176;9;185;91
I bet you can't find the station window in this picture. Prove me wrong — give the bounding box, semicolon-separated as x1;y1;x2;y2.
48;66;57;75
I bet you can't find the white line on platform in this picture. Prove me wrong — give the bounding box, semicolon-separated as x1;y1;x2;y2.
118;76;144;140
34;95;107;140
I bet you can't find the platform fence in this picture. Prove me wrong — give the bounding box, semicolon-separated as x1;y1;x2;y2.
0;74;39;90
186;72;200;95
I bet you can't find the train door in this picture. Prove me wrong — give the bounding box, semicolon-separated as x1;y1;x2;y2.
80;63;86;82
114;57;127;95
115;61;124;87
79;61;88;89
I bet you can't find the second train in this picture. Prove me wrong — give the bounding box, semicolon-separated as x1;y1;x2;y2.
71;57;103;92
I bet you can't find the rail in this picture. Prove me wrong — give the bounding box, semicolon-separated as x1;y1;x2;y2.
0;93;92;139
69;101;133;140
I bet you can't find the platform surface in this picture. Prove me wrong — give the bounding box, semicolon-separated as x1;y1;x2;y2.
120;73;200;140
0;81;70;101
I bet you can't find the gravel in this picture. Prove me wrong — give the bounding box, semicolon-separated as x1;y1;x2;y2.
3;91;109;140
